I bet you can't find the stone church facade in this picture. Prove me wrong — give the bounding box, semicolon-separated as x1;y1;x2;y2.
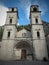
0;5;48;60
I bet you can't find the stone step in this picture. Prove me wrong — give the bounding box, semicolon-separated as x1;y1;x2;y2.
0;60;49;65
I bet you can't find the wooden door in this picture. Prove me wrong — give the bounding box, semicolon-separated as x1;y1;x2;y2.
21;50;26;59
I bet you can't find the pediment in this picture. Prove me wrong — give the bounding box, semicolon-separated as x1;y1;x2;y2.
16;28;31;38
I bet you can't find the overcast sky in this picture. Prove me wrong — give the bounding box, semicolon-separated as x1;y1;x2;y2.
0;0;49;26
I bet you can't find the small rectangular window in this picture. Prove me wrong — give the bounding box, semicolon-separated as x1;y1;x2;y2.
36;18;38;23
37;31;40;38
10;19;12;24
0;46;1;48
8;31;10;38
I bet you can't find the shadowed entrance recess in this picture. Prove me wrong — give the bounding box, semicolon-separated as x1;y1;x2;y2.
15;41;33;60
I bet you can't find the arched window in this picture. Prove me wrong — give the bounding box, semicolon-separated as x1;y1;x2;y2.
37;31;40;38
8;31;10;38
36;18;38;23
10;19;12;24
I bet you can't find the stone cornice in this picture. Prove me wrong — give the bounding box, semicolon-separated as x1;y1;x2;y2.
30;11;41;13
31;24;43;25
5;24;17;28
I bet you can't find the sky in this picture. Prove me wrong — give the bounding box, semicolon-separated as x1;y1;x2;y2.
0;0;49;26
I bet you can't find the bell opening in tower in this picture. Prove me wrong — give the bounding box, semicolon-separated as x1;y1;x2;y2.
33;7;37;11
12;8;14;12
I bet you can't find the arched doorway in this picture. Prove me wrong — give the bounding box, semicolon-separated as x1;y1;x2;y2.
14;41;33;60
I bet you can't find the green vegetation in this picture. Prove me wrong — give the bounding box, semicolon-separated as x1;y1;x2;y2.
0;26;4;41
17;24;31;31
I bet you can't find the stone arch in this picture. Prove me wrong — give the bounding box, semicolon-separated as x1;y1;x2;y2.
16;41;32;49
14;40;33;60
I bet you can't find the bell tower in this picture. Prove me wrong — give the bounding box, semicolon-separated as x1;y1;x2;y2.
1;7;18;60
30;5;48;60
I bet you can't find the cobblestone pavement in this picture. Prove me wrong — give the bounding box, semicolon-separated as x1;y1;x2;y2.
0;60;49;65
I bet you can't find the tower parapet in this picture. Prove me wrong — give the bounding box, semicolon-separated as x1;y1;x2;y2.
8;7;18;12
7;7;19;19
30;5;39;12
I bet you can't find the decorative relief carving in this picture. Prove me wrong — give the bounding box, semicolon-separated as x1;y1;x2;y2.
15;38;32;44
